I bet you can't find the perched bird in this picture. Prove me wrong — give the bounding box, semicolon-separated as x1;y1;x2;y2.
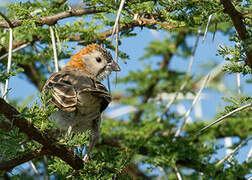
43;44;120;162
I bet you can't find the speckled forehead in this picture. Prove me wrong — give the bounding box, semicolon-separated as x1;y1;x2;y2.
96;46;113;63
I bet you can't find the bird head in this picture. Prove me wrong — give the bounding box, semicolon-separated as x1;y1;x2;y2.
66;44;120;81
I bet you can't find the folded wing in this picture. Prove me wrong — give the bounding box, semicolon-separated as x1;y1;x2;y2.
43;69;111;113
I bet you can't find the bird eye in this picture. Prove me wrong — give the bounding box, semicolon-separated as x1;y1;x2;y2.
96;57;102;63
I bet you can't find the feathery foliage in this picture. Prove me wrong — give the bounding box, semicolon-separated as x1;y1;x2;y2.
0;0;251;179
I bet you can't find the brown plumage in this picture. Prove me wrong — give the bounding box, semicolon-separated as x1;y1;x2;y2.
43;44;120;162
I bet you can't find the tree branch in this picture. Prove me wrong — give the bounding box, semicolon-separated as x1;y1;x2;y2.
0;7;103;28
220;0;252;68
0;98;84;170
0;19;178;90
0;12;14;28
0;147;48;171
0;21;140;58
0;17;178;57
197;102;252;134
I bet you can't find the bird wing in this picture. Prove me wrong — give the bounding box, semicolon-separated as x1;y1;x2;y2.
77;80;112;112
43;70;111;113
43;72;77;112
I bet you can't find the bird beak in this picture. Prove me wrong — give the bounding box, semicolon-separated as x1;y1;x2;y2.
110;61;121;71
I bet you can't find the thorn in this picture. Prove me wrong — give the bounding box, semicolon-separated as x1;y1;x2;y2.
67;125;72;136
202;14;213;42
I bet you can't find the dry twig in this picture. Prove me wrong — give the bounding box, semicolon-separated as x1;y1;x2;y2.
202;14;213;42
0;42;30;60
0;8;103;28
157;30;201;122
49;25;59;72
115;19;120;86
198;103;252;134
174;73;210;137
216;137;252;166
0;12;14;100
174;166;182;180
2;28;12;100
111;0;125;40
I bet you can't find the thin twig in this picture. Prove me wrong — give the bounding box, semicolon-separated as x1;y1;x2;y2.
158;167;168;180
0;83;4;97
21;145;39;176
236;73;241;95
246;146;252;162
197;103;252;134
202;14;213;42
3;28;13;100
49;25;59;72
157;30;201;122
29;161;39;176
174;73;210;137
212;21;217;41
32;44;53;73
43;156;50;180
111;0;125;40
194;62;226;89
0;42;30;60
216;137;252;166
107;76;111;94
187;29;201;76
157;81;186;123
115;20;120;87
174;166;183;180
0;36;41;58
